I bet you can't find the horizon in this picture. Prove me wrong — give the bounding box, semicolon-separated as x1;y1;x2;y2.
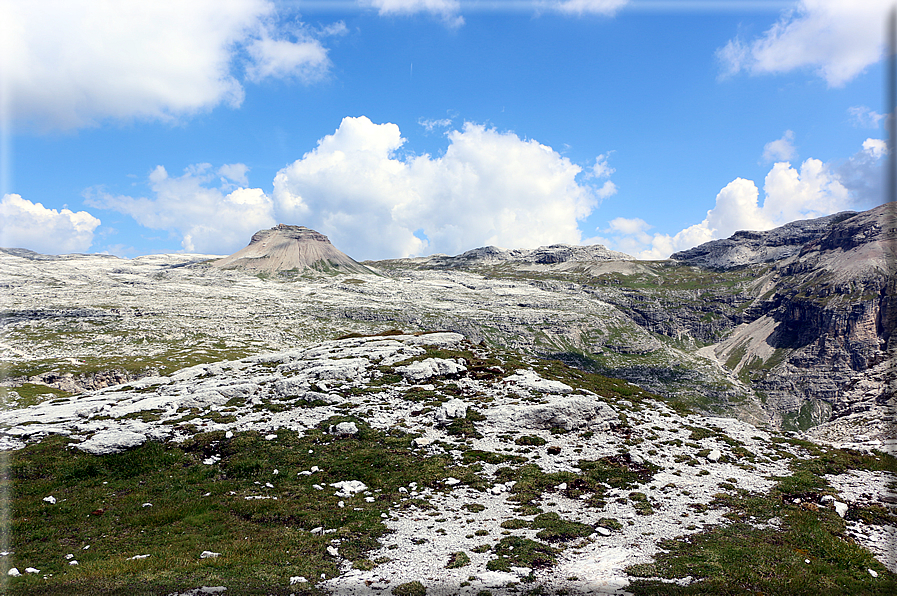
0;0;891;261
0;202;878;262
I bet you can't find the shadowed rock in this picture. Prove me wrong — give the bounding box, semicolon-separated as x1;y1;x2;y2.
213;224;373;274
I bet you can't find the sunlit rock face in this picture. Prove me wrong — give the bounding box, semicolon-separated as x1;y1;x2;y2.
213;224;373;275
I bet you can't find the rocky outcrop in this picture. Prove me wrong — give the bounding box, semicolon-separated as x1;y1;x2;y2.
669;211;857;269
213;224;373;275
399;243;631;269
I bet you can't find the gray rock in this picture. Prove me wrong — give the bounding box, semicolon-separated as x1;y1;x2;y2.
489;395;618;431
76;430;146;455
434;399;468;425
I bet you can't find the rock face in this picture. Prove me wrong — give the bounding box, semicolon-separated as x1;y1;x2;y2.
669;211;857;269
213;224;372;275
673;203;896;431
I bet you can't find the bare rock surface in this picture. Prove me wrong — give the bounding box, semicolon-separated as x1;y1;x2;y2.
213;224;372;275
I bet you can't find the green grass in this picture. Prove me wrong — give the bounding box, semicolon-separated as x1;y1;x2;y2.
4;422;487;595
625;443;897;595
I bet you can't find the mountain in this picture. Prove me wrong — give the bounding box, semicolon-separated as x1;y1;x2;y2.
213;224;373;275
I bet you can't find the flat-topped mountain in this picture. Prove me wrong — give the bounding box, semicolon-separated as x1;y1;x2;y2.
213;224;373;275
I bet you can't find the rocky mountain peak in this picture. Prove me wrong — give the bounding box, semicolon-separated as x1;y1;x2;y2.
670;211;857;269
213;224;371;275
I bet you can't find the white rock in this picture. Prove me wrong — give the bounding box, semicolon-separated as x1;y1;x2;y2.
272;469;279;475
396;358;466;382
65;554;74;560
8;568;20;577
42;496;56;504
445;477;461;486
264;434;277;440
128;554;151;560
24;567;39;573
505;369;573;394
69;560;79;565
869;569;879;577
434;399;468;425
413;437;433;447
331;480;368;497
820;495;834;503
225;431;233;439
331;422;359;436
327;546;339;557
142;503;153;507
200;551;220;559
833;501;849;518
310;527;323;535
597;527;612;536
490;395;618;431
290;576;308;584
707;449;722;462
338;501;345;508
556;483;567;490
76;430;146;455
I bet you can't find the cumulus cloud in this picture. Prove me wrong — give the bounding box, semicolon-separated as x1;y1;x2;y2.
717;0;890;87
0;194;101;254
272;116;612;260
601;139;884;260
762;130;797;163
549;0;630;16
1;0;334;130
85;164;276;254
361;0;464;26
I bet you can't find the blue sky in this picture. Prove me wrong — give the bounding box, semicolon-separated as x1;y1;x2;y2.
0;0;890;260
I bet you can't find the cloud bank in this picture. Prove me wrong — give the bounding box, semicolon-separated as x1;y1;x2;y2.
1;0;335;130
717;0;890;87
86;118;612;258
599;137;886;259
272;116;611;259
0;194;101;254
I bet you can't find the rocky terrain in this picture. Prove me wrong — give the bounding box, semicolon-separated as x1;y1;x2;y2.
1;331;894;594
0;204;895;593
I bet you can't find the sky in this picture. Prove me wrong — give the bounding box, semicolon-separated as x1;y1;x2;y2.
0;0;891;260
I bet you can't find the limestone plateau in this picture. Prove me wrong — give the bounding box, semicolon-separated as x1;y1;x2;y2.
0;204;895;593
213;224;373;275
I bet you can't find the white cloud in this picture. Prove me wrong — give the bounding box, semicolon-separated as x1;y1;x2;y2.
602;140;877;259
218;163;250;187
272;116;612;259
862;137;887;159
418;117;453;132
85;164;276;254
762;130;797;163
244;28;331;83
836;138;887;207
0;194;100;254
717;0;891;87
550;0;630;16
848;106;886;129
1;0;334;130
361;0;464;26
